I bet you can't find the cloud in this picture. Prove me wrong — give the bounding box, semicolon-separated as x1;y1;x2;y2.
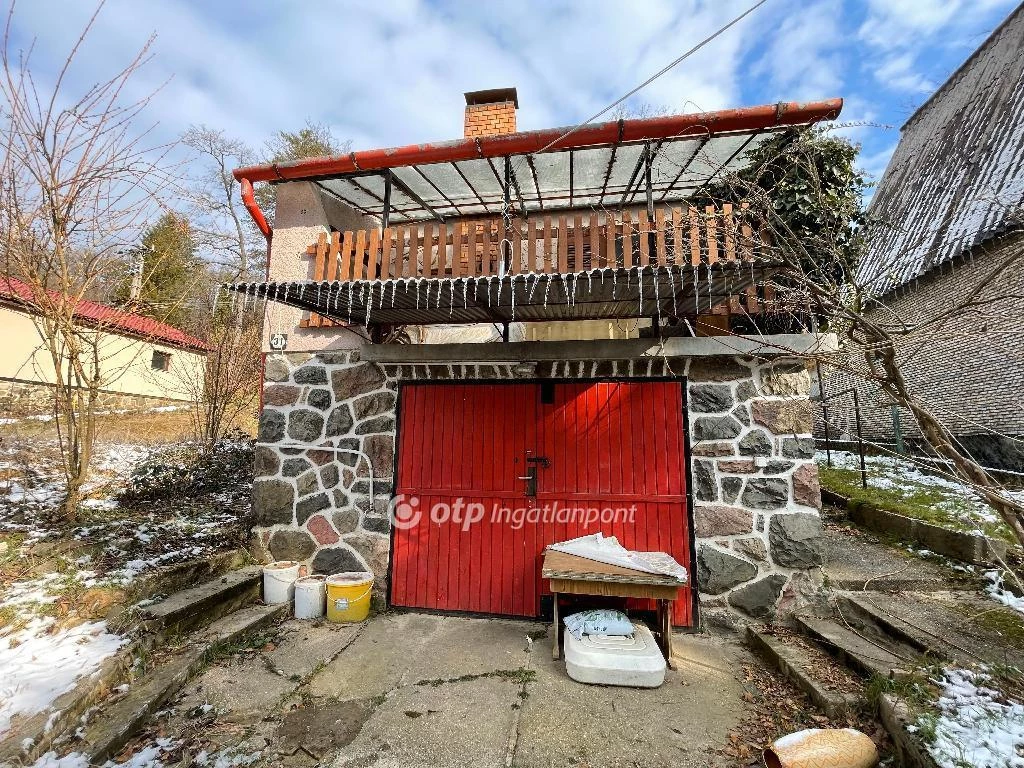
748;0;844;101
875;54;936;94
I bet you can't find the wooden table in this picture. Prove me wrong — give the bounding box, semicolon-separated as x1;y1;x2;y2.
541;549;685;669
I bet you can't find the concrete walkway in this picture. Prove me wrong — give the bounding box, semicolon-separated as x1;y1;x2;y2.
158;612;747;768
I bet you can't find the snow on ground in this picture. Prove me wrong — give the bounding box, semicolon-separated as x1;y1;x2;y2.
0;437;252;740
0;619;126;736
921;667;1024;768
985;571;1024;615
818;450;1024;538
29;741;261;768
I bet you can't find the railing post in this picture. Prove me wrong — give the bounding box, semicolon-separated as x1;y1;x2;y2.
382;170;392;229
853;389;867;488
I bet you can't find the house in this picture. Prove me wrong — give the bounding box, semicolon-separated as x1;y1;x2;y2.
0;276;210;416
229;89;842;624
826;4;1024;471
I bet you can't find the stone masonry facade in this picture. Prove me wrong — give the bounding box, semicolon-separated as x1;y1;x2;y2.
252;350;823;619
0;378;190;419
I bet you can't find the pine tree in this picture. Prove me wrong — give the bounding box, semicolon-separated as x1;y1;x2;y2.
113;212;203;328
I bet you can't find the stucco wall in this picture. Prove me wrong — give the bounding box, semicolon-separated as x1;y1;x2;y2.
0;303;206;407
251;351;823;622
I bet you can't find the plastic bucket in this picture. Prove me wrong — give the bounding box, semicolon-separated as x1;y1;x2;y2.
294;575;327;619
263;561;300;605
325;572;374;623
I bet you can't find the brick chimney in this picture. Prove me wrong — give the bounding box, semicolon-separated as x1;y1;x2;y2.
464;88;519;138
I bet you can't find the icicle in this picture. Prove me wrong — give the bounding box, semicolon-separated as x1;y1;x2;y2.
651;265;661;323
510;274;516;319
637;265;644;316
706;265;713;314
450;279;456;316
364;286;372;327
437;279;444;309
667;265;678;319
528;273;541;302
317;281;322;305
416;281;422;310
462;278;468;309
543;275;552;307
692;266;700;313
612;268;617;299
347;283;354;322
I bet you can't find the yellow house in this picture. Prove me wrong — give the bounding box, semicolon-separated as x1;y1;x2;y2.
0;276;209;417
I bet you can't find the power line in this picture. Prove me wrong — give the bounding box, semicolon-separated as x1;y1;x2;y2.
521;0;772;162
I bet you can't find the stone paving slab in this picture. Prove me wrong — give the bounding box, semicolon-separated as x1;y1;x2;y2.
515;633;743;768
265;620;362;679
330;677;521;768
307;612;536;700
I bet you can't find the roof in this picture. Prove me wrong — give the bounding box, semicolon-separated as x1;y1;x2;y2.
858;4;1024;295
0;276;211;353
233;100;842;225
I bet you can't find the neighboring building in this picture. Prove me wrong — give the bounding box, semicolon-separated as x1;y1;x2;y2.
229;89;843;624
823;4;1024;470
0;276;210;416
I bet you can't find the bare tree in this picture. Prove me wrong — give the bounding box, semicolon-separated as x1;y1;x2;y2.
181;126;261;280
168;299;261;448
704;134;1024;547
0;4;175;517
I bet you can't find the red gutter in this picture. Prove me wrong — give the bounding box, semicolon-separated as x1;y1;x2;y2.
233;98;842;239
241;177;272;245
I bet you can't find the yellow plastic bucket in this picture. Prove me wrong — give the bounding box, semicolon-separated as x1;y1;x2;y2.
325;572;374;623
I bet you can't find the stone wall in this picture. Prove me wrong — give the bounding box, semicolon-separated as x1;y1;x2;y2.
0;377;190;419
252;351;823;619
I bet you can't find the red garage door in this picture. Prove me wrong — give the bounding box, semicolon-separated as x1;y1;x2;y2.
391;381;693;625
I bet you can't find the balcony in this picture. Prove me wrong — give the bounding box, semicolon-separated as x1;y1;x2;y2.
223;101;844;332
229;202;778;330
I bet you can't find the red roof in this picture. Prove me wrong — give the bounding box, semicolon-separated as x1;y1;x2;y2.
0;276;211;353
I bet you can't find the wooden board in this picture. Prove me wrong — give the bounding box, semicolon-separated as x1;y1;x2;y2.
541;549;684;587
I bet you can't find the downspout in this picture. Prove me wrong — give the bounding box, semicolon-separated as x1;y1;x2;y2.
241;177;273;250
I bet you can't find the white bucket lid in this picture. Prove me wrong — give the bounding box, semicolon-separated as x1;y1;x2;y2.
326;571;374;585
266;561;298;570
296;575;326;585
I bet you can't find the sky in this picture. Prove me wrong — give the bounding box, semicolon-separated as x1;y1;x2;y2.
6;0;1019;190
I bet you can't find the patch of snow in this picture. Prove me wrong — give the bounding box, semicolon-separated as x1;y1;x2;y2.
0;619;126;737
819;450;1024;537
924;667;1024;768
985;571;1024;615
31;739;185;768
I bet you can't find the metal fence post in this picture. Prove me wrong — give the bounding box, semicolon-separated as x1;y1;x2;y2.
853;389;867;488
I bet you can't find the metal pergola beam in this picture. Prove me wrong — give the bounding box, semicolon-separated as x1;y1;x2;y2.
386;169;446;224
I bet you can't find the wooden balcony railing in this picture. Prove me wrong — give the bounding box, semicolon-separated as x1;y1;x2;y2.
300;202;771;327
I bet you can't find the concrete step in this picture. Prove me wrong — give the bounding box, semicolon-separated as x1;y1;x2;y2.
835;593;948;661
794;615;914;678
79;601;288;764
745;628;861;718
140;565;264;635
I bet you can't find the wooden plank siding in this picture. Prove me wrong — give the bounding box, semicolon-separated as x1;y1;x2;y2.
300;204;774;326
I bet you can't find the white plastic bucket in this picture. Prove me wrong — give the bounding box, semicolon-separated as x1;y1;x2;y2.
294;575;327;619
263;561;300;604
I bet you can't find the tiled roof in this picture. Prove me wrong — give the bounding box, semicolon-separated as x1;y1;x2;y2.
858;4;1024;295
0;276;211;352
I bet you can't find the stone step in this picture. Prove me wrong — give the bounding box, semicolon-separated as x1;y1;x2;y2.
794;615;913;678
835;593;948;661
78;601;288;765
140;565;264;635
745;628;861;718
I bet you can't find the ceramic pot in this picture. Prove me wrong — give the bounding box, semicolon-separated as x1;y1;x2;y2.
763;728;878;768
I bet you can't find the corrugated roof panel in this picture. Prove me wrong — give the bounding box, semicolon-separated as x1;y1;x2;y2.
859;5;1024;294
